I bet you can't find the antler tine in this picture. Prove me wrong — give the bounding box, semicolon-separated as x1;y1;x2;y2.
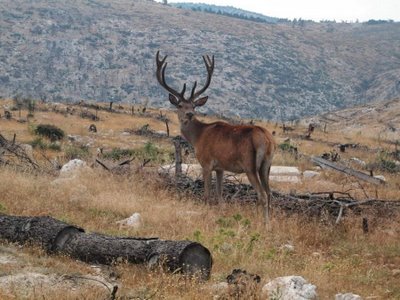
190;81;197;100
156;51;185;103
156;50;167;68
180;83;187;98
189;54;215;101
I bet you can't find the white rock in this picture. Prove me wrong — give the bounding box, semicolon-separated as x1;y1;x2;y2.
19;144;34;159
0;272;113;298
60;159;88;177
211;282;229;299
270;166;301;176
116;213;142;229
335;293;363;300
350;157;366;166
303;170;320;179
261;276;318;300
280;244;295;252
155;130;168;136
158;163;203;178
270;175;301;183
159;164;302;183
373;175;386;182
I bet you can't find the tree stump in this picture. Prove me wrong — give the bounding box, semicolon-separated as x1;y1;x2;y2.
0;215;212;279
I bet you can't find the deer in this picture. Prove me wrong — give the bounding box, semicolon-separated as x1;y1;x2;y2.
156;51;276;224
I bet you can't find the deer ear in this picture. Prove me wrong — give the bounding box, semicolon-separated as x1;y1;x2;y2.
169;94;180;107
194;96;208;107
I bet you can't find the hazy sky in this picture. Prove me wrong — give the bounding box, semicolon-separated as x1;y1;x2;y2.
156;0;400;22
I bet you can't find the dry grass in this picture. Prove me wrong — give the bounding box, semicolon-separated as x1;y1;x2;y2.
0;100;399;299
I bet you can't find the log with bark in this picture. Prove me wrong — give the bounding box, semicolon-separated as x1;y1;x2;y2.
0;214;212;279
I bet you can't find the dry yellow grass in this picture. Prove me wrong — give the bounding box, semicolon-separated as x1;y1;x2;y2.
0;99;399;299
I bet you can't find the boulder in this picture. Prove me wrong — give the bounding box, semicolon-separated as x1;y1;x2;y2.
60;159;88;178
261;276;317;300
335;293;363;300
303;170;320;179
116;213;142;229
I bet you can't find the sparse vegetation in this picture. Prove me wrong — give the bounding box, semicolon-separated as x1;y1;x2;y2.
0;99;399;299
64;144;90;160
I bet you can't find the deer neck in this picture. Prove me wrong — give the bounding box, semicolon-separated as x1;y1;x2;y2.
180;117;207;147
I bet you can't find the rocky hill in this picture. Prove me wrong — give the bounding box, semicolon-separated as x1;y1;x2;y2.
1;0;400;120
299;98;400;140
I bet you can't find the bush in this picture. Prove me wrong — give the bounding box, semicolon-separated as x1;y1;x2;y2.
368;151;400;173
103;148;136;161
30;137;47;149
48;142;61;151
102;143;173;163
64;144;90;160
34;124;65;141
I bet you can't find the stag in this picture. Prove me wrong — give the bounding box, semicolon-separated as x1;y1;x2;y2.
156;51;275;223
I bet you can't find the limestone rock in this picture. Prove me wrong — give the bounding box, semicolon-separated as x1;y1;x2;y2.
261;276;318;300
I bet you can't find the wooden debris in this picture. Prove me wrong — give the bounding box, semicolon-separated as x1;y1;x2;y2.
160;173;400;223
0;214;212;280
311;156;384;185
0;133;39;169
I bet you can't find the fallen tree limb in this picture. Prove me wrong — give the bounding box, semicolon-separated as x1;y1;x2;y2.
160;174;400;223
0;215;212;279
311;156;384;185
0;133;39;169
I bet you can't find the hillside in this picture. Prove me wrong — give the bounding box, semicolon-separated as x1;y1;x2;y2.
0;0;400;120
169;2;280;23
299;98;400;140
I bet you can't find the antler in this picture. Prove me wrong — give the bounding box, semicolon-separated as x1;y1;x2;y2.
156;51;186;105
189;55;215;102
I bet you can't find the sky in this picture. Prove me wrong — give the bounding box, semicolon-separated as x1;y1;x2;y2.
155;0;400;22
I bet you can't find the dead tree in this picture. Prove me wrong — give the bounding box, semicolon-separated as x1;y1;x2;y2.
173;136;183;177
305;123;315;139
89;124;97;133
0;214;212;279
4;110;12;119
165;119;170;137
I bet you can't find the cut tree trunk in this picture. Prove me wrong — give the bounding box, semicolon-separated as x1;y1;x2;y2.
311;156;384;185
0;214;212;279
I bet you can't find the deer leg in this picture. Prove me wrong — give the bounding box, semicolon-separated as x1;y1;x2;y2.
216;170;224;203
259;161;272;221
246;171;269;224
202;168;212;204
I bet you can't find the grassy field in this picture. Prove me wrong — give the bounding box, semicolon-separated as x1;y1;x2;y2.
0;99;399;299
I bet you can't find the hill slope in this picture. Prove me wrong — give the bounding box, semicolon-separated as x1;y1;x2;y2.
0;0;400;120
299;98;400;140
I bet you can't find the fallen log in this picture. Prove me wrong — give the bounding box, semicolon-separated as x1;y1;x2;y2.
0;215;212;279
311;156;384;185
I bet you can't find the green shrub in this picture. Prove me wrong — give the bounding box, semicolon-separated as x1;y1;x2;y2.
65;144;90;160
102;142;173;163
279;141;297;153
48;142;61;151
369;151;400;173
103;148;136;161
30;137;47;149
34;124;65;141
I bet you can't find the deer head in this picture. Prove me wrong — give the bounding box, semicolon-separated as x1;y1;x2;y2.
156;51;214;125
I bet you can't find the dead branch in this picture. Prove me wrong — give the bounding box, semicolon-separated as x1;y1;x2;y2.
159;173;400;223
0;133;39;169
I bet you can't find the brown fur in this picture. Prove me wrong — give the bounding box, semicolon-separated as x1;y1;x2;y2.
180;117;276;223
